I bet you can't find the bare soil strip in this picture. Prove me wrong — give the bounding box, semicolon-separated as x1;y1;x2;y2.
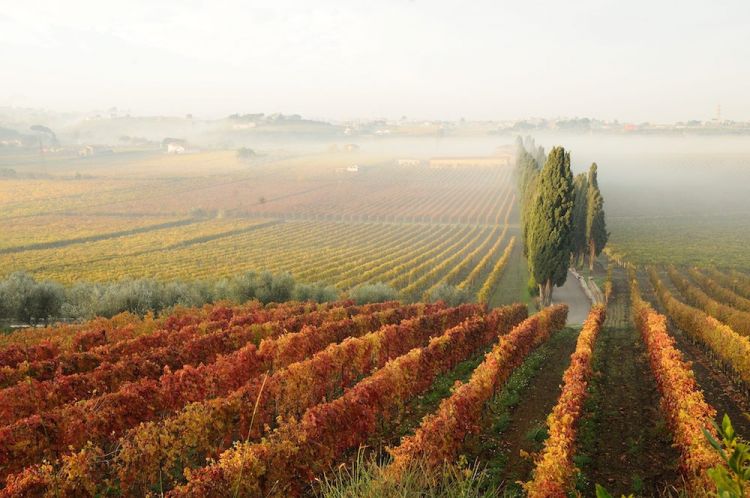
466;327;579;495
577;267;678;496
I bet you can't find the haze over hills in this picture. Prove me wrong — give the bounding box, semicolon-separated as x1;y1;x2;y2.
2;2;750;497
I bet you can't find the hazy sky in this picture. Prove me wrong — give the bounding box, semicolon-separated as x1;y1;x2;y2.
1;1;748;122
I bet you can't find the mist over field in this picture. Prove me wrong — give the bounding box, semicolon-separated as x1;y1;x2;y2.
2;2;750;497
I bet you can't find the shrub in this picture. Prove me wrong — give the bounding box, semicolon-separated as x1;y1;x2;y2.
427;284;471;306
293;282;339;303
350;283;399;305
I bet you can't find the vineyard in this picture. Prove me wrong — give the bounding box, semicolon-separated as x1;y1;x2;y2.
0;299;528;496
0;152;521;305
3;3;750;494
3;147;750;497
0;259;748;497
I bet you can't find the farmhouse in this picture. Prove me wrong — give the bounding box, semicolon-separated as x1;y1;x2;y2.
162;137;188;154
167;143;186;154
78;145;114;157
396;158;423;166
428;154;511;168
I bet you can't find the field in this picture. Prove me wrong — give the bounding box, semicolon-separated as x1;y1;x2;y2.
0;150;522;304
561;134;750;271
0;258;748;496
2;138;750;497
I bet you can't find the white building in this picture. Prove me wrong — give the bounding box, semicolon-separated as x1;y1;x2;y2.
167;143;186;154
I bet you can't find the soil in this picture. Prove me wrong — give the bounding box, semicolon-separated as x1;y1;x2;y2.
579;267;679;496
469;328;579;494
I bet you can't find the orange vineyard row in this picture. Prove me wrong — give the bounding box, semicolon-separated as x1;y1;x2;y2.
524;305;606;497
649;268;750;387
166;305;528;497
388;304;568;474
632;276;722;494
1;304;498;496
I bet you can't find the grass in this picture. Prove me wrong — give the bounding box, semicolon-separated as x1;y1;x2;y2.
523;423;548;445
573;327;605;493
472;328;577;492
388;351;489;443
489;233;534;310
316;449;488;498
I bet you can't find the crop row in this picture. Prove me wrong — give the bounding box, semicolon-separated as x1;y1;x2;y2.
244;165;514;225
387;304;568;474
666;266;750;336
0;301;414;481
332;223;458;289
687;267;750;313
631;275;722;494
476;236;516;304
166;304;528;497
0;302;406;426
457;193;515;293
0;300;342;388
704;268;750;303
649;268;750;387
1;304;493;496
0;218;275;283
419;195;515;300
0;311;164;367
524;305;606;497
400;224;494;300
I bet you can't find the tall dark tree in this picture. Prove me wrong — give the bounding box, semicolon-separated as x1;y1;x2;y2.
534;145;546;172
527;146;575;306
586;163;609;270
514;138;541;259
570;173;589;267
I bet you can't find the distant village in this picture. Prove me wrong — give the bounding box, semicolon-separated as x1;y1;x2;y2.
2;107;750;159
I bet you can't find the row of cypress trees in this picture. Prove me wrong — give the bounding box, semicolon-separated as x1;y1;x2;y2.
514;137;608;306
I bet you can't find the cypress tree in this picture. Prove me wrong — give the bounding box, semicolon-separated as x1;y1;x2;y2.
534;145;546;172
514;139;541;258
586;163;609;270
570;173;589;267
527;146;574;306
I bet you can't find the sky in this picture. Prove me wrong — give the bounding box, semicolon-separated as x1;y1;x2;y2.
1;0;749;122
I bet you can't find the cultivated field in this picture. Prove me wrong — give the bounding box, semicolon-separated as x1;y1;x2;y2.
0;150;521;304
1;258;749;496
2;141;750;497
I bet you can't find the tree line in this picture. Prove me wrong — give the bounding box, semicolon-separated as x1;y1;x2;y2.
515;136;609;306
0;270;448;328
0;272;340;327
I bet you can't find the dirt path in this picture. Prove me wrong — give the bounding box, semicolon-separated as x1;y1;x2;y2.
552;269;592;326
577;267;678;496
637;269;750;437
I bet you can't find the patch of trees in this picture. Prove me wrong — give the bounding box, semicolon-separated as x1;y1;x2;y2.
514;136;608;306
237;147;256;160
0;271;339;327
30;125;58;147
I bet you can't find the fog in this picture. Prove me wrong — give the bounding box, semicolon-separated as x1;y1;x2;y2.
2;1;750;277
2;1;750;122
